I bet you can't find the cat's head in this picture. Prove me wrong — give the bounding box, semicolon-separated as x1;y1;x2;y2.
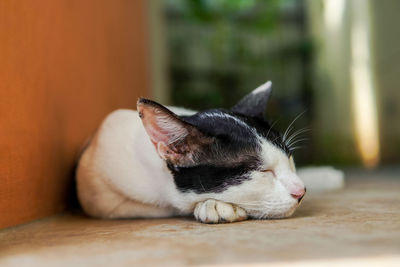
137;81;305;219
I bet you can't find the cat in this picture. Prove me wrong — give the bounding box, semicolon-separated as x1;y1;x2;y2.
76;81;344;223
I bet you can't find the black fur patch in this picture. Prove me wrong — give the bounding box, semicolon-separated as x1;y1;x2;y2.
167;109;289;194
167;162;254;193
231;112;291;155
183;109;290;156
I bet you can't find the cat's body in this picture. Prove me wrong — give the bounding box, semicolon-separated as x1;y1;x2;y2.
77;82;344;223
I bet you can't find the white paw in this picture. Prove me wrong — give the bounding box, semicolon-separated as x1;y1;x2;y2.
194;199;247;224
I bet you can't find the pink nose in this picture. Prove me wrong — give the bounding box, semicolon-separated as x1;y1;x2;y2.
291;188;306;202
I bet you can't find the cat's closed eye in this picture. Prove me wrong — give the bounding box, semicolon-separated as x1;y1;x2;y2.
260;169;275;176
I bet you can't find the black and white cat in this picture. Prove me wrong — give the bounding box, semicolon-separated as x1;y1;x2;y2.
76;81;343;223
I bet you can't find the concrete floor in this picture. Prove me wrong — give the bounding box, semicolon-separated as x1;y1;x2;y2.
1;171;400;266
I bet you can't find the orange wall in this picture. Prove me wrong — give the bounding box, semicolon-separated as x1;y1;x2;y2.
0;0;150;228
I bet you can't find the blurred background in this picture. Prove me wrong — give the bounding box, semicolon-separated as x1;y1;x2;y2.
1;0;399;228
149;0;400;168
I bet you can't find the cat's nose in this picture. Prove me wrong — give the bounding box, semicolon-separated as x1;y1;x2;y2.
291;187;306;203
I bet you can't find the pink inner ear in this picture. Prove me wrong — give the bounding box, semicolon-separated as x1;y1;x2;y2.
146;121;170;145
138;103;187;147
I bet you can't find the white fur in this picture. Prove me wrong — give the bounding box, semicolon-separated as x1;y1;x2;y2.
252;81;272;95
77;108;344;223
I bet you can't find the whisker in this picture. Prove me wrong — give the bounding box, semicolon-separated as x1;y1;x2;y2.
272;136;281;144
237;201;269;206
282;111;307;143
239;201;293;208
266;118;281;139
242;203;293;212
285;127;311;145
287;138;308;149
289;146;305;152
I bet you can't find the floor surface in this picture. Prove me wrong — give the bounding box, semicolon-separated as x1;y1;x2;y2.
1;171;400;266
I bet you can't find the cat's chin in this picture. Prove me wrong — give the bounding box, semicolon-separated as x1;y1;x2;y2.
247;203;299;220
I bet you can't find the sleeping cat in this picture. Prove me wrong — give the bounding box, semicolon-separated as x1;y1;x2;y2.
76;81;343;223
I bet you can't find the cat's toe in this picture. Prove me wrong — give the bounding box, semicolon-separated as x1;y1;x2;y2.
214;201;235;222
235;206;247;220
194;199;219;223
216;201;247;222
194;199;247;223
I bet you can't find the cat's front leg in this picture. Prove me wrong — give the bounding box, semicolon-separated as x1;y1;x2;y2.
194;199;247;224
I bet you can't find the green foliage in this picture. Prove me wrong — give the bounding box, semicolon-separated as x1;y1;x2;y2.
166;0;311;108
168;0;284;32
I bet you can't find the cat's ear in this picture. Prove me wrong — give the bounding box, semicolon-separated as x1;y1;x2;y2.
137;98;213;166
231;81;272;118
